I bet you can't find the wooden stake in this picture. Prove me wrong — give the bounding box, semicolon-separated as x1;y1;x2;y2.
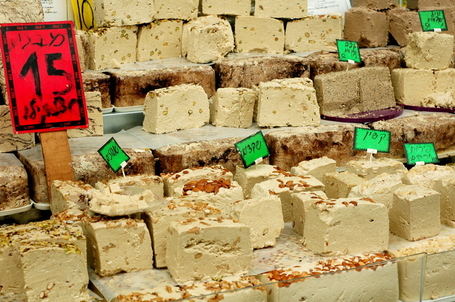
40;130;74;201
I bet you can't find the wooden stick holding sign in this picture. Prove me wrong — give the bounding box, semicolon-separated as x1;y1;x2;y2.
0;21;88;201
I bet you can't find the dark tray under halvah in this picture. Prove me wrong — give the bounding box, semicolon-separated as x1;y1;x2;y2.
321;105;404;123
403;104;455;113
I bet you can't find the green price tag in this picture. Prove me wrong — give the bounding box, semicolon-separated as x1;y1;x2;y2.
336;39;361;63
235;131;270;168
404;143;439;165
98;137;130;172
353;127;391;153
419;10;448;31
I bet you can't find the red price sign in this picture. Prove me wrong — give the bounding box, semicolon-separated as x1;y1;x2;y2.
0;21;88;133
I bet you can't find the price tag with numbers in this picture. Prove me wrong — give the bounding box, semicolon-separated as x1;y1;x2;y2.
419;10;447;32
0;21;88;133
404;143;439;165
336;39;361;63
98;137;130;173
353;127;391;153
235;131;270;168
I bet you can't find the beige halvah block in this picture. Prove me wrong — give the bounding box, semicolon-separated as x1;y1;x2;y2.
403;164;455;189
0;0;44;24
254;0;308;18
391;234;455;301
67;91;103;138
234;164;290;199
201;0;251;16
0;153;29;211
256;78;320;128
166;217;252;283
235;16;284;54
258;254;398;302
113;275;266;301
391;68;434;106
162;165;233;197
87;26;138;70
391;185;440;241
20;241;90;302
434;177;455;227
346;158;407;180
285;14;342;52
291;191;327;236
348;173;403;210
210;87;257;128
143;84;209;134
0;220;86;298
50;180;94;215
182;16;234;64
323;171;364;199
250;175;325;222
94;0;153;27
405;32;454;70
143;199;223;268
232;195;284;248
137;20;183;61
154;0;198;20
423;92;455;108
95;174;164;199
83;218;153;276
290;156;337;182
304;197;389;255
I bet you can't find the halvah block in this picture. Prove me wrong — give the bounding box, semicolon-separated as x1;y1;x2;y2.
232;195;284;248
290;156;337;182
0;105;35;152
258;254;398;301
285;14;342;52
254;0;308;18
0;0;44;24
348;173;403;210
235;16;284;54
314;67;396;117
291;191;327;236
95;174;164;199
88;189;154;217
162;165;233;197
434;177;455;227
256;78;320;128
391;69;435;106
323;171;364;199
405;32;454;70
166;218;252;283
94;0;153;27
182;16;234;64
143;84;209;134
387;7;421;46
137;20;183;62
210;87;257;128
142;200;223;268
83;217;153;276
234;164;285;198
67;91;103;138
304;197;389;255
87;26;138;70
201;0;251;16
20;241;90;302
250;175;325;222
390;185;440;241
50;180;93;215
346;158;407;180
0;153;29;211
403;164;455;189
154;0;198;20
352;0;395;10
344;7;388;48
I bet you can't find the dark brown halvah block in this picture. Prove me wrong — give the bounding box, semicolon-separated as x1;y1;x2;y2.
371;113;455;158
108;61;215;107
213;54;310;89
153;137;269;174
265;124;363;170
387;7;422;47
82;70;112;108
